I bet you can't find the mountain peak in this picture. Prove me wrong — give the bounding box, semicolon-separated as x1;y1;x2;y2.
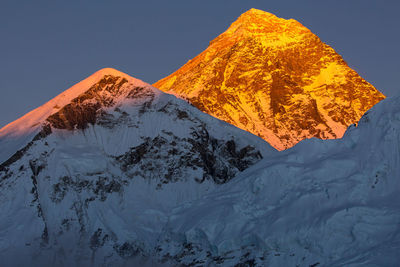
237;8;279;21
90;67;133;81
208;9;310;49
0;68;154;162
0;68;136;131
154;9;385;150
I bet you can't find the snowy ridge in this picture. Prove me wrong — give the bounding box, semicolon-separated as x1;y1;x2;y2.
0;68;145;163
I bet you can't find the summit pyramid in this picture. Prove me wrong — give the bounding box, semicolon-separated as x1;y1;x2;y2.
155;9;385;150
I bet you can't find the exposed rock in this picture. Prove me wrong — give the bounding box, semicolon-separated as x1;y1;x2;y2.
116;126;262;186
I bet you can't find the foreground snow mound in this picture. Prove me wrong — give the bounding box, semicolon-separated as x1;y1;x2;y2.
160;95;400;266
0;69;272;266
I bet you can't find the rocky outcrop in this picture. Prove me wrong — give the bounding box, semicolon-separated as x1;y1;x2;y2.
46;75;129;130
117;126;262;187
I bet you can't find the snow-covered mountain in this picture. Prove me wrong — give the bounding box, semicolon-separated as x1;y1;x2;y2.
154;8;385;150
0;68;274;266
1;67;399;266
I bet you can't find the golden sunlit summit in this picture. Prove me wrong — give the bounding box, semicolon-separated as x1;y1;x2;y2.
154;8;385;150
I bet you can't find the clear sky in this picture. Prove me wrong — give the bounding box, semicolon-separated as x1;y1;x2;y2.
0;0;399;128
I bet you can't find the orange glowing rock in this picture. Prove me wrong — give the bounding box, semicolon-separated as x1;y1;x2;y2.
154;8;385;150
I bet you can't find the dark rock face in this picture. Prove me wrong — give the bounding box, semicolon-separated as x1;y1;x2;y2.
47;102;101;130
47;75;129;130
117;125;262;187
46;75;157;131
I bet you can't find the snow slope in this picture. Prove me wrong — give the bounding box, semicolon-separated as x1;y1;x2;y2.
0;68;399;266
161;95;400;266
0;68;272;266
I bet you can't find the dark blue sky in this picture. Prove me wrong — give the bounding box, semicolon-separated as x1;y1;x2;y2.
1;0;399;128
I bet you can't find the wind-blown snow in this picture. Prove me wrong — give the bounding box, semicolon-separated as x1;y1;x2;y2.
163;95;400;266
0;68;399;266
